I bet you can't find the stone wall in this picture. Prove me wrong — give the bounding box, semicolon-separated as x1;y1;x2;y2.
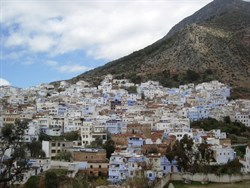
72;149;106;162
172;173;250;183
154;173;171;188
155;173;250;188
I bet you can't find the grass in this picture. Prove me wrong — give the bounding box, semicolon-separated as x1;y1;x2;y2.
170;181;250;188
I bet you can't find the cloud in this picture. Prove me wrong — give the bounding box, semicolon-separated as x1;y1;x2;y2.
0;78;10;86
2;0;212;61
28;35;55;52
57;65;91;73
4;33;25;47
45;60;91;73
1;51;27;60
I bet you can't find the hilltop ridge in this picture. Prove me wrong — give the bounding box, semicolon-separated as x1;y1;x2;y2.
62;0;250;98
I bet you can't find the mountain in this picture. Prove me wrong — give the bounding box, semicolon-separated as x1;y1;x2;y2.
66;0;250;99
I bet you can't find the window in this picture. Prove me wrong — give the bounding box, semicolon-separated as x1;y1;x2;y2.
90;165;93;168
99;165;101;168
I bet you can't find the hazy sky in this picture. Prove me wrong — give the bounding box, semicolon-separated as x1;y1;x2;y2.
0;0;214;88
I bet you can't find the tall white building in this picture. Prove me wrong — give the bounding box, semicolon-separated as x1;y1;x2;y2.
240;145;250;173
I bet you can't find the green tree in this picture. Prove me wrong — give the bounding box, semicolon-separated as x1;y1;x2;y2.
0;119;30;187
177;135;195;172
197;142;213;165
126;86;138;94
186;69;200;82
103;139;115;159
216;159;243;175
55;151;72;162
130;73;142;84
85;136;103;148
166;135;199;173
63;131;80;141
24;176;40;188
194;142;214;173
27;140;45;158
71;173;89;188
39;132;51;141
223;116;231;124
45;171;59;188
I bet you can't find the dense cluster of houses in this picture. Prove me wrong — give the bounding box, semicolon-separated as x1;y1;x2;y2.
0;74;250;184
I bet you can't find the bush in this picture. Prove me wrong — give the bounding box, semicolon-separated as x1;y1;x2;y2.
24;176;40;188
185;69;200;82
126;86;138;94
45;171;59;188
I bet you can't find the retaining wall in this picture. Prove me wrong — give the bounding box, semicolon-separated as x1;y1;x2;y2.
155;173;250;188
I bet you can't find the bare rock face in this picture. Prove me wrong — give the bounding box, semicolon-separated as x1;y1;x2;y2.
64;0;250;98
165;0;249;38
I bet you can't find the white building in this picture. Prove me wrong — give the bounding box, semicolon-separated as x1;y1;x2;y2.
23;120;40;142
211;129;227;139
155;114;190;131
64;117;82;133
166;128;193;141
108;152;128;184
80;121;107;146
235;111;250;127
240;145;250;173
42;140;73;160
211;146;236;164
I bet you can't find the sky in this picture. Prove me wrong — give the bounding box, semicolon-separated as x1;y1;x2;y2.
0;0;216;88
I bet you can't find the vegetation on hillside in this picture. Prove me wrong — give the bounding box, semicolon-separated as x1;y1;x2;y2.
166;135;243;175
191;117;250;144
24;169;109;188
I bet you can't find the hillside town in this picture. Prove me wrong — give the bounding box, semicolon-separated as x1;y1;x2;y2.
0;74;250;186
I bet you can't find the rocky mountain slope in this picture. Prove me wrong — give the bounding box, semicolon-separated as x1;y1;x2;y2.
67;0;250;99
